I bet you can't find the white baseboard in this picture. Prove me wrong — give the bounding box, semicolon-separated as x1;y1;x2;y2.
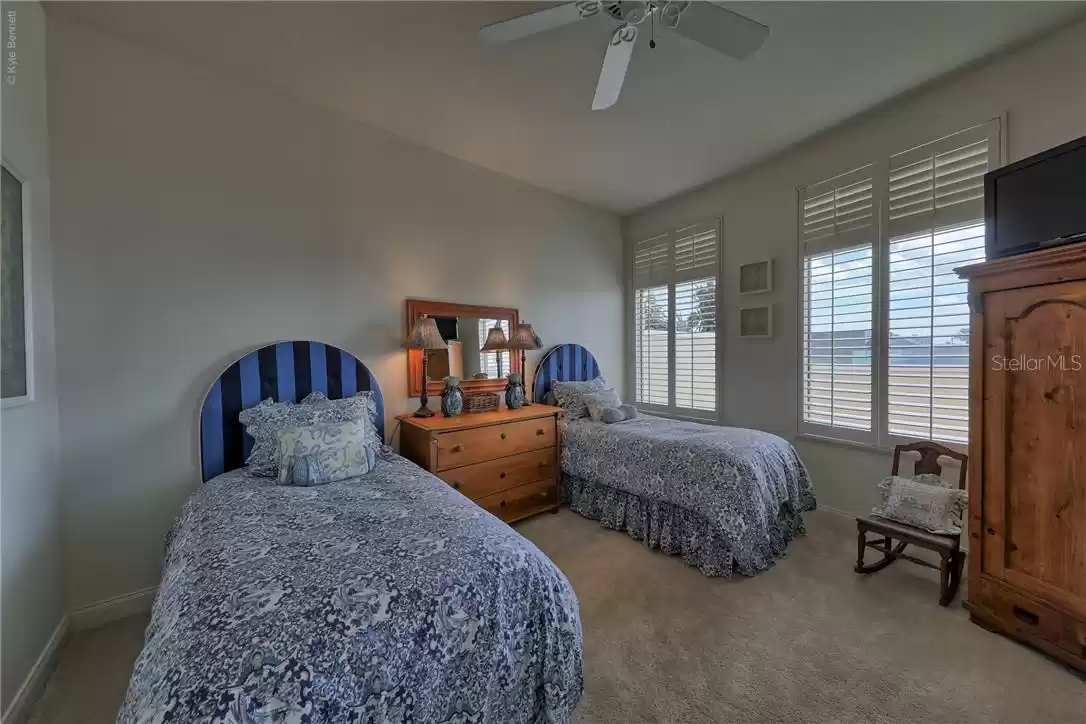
69;586;157;632
1;615;69;724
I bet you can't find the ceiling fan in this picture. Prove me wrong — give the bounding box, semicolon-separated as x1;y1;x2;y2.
480;1;769;111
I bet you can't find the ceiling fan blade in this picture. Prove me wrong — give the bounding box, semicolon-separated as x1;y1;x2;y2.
592;25;637;111
673;2;768;60
480;2;591;44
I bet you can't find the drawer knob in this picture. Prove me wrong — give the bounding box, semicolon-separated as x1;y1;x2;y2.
452;445;464;453
452;482;461;490
499;472;506;479
500;433;507;440
536;428;545;436
538;461;544;468
499;500;507;508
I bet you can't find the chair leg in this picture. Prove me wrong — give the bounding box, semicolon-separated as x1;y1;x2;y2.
939;553;957;607
856;534;906;574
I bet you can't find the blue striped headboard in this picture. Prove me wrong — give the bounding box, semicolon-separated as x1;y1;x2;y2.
533;344;602;403
199;341;384;482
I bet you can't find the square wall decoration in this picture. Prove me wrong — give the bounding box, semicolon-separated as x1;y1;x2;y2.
1;164;29;402
739;259;773;295
740;305;773;339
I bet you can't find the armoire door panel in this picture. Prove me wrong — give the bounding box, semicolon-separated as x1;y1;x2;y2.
982;281;1086;617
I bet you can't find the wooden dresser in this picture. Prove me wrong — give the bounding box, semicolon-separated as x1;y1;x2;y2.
398;406;562;523
957;243;1086;673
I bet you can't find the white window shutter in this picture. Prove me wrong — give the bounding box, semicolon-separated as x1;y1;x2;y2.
887;121;1000;238
634;286;670;406
633;231;672;287
800;166;875;255
673;222;719;282
802;244;875;434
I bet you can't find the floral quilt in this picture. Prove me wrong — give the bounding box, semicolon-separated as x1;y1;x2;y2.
561;416;815;576
118;450;583;724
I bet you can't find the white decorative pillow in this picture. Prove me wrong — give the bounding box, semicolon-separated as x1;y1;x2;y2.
872;476;968;535
551;377;606;420
582;389;622;423
276;419;377;486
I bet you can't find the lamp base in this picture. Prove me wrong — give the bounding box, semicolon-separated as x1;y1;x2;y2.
413;404;435;418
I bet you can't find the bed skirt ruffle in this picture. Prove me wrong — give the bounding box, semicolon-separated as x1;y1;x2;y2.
564;474;815;577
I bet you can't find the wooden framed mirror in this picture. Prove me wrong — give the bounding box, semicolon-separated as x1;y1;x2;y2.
405;299;520;397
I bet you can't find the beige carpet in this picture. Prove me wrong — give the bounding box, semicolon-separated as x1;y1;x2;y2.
29;509;1085;724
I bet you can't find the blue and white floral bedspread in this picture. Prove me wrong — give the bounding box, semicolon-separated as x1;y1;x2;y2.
118;450;583;724
561;416;815;575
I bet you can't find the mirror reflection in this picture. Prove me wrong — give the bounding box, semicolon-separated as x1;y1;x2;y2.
425;316;512;382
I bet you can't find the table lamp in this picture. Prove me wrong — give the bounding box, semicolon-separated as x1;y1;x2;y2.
480;323;510;379
507;322;543;403
402;315;448;417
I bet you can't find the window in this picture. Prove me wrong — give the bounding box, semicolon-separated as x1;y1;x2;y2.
478;318;510;379
632;220;720;417
799;120;1000;447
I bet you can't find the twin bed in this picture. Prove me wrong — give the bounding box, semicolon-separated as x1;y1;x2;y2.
120;342;582;724
120;340;814;723
534;344;816;577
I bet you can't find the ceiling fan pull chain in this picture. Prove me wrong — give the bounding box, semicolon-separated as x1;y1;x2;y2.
649;10;656;49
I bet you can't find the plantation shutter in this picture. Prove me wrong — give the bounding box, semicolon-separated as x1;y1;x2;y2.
632;220;720;415
886;120;998;444
799;166;876;437
673;221;719;412
887;121;1000;238
800;166;876;255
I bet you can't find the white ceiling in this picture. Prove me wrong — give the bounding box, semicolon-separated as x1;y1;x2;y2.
56;2;1085;212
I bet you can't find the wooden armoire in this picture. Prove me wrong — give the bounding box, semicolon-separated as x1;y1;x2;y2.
957;242;1086;672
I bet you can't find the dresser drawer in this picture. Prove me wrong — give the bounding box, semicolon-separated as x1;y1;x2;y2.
476;478;558;523
438;448;555;499
976;578;1078;654
436;417;556;470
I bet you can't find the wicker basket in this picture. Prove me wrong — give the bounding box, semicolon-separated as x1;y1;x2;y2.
463;391;499;413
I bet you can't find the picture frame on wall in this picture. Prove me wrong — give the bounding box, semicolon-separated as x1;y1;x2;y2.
740;305;773;339
739;259;773;295
2;162;32;406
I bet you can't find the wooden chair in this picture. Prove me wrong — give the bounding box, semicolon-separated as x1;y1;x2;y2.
855;441;968;606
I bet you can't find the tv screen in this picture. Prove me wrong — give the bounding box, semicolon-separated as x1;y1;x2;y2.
987;136;1086;259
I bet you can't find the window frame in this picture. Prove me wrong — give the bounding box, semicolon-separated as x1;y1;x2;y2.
797;118;1002;451
628;217;723;422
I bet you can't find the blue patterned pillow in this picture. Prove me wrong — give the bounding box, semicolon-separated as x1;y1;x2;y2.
582;388;622;422
276;420;377;486
551;377;605;420
238;391;379;477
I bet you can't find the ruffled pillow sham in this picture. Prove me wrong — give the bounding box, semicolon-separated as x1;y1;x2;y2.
871;476;968;535
551;377;606;420
238;391;379;477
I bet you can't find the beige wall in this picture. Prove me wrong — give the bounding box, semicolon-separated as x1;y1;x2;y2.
47;17;623;611
624;20;1086;517
1;1;66;718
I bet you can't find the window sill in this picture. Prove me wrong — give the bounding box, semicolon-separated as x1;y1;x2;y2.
795;432;968;457
795;433;895;456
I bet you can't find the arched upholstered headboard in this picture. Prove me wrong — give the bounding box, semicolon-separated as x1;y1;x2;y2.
533;344;602;403
199;341;384;482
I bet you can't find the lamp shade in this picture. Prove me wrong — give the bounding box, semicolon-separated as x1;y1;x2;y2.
507;322;542;350
480;324;509;351
402;316;448;350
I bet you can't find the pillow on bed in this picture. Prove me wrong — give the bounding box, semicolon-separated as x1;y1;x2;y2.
871;476;968;535
239;391;380;477
582;388;622;422
276;419;377;486
551;377;605;419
